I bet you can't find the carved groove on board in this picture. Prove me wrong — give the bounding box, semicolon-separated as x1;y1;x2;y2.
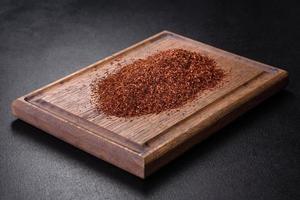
28;98;144;153
26;71;266;151
144;71;266;146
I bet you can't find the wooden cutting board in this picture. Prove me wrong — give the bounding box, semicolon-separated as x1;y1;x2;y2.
11;31;288;178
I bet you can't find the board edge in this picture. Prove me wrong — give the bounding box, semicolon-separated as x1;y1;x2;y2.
143;69;288;177
11;98;147;178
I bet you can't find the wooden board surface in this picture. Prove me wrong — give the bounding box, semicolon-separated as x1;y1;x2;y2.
11;31;288;178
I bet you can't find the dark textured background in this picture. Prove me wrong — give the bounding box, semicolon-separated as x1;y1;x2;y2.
0;0;299;199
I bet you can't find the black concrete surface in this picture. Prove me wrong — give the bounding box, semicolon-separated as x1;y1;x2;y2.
0;0;299;199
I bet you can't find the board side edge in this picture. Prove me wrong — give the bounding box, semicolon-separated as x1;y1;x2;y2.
11;98;146;178
143;70;288;177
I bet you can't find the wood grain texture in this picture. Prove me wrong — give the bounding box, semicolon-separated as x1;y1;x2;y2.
11;31;288;178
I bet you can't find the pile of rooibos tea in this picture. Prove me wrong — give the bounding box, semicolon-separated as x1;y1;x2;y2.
91;49;225;117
